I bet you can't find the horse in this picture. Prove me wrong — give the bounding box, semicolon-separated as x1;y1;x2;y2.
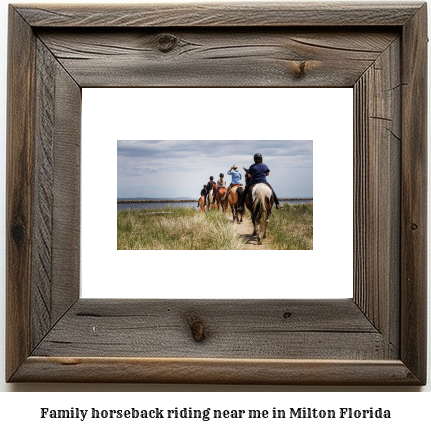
226;184;245;223
198;195;207;212
207;188;217;211
243;167;275;244
213;183;229;213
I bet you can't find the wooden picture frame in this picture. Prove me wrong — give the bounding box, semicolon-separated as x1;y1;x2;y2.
6;2;427;385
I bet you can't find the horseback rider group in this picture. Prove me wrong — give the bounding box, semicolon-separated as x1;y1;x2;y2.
197;176;216;207
198;153;284;210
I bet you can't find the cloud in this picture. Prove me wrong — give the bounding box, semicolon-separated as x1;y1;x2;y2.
117;140;312;161
117;140;313;198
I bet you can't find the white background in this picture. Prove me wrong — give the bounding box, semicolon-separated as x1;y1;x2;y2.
0;0;429;416
82;88;352;299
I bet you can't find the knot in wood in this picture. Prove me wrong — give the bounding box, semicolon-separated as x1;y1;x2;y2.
411;223;418;230
11;222;25;246
186;315;206;342
157;34;178;53
294;61;307;78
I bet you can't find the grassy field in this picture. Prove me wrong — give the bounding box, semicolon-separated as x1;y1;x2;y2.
268;203;313;250
117;206;245;250
117;203;313;250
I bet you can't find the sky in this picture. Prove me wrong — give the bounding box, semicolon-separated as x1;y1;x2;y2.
117;140;313;198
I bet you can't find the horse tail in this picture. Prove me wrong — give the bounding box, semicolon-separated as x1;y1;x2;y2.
236;186;244;203
252;184;271;214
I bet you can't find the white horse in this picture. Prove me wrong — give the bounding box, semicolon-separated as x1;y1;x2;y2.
244;168;275;245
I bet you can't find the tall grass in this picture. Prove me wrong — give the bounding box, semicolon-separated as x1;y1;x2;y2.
117;206;245;250
266;203;313;250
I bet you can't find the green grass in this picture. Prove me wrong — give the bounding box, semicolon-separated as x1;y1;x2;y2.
117;206;246;250
264;203;313;250
117;203;313;250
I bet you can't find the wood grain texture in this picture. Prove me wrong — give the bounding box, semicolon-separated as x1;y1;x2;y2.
12;358;420;385
400;3;428;384
15;2;423;27
32;299;384;360
37;29;398;88
32;40;56;347
6;7;36;381
32;39;81;350
50;51;81;324
353;38;401;359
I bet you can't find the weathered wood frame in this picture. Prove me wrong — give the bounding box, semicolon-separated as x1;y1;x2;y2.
6;3;427;385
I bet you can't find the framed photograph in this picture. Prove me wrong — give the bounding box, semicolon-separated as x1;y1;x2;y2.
115;138;314;251
6;2;427;384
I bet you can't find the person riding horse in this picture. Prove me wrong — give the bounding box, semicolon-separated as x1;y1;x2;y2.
221;164;242;201
212;173;226;204
237;153;284;211
197;184;207;207
205;176;216;205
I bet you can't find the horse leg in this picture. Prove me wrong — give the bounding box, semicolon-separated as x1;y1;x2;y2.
251;211;257;235
263;211;270;238
234;205;239;223
263;219;268;238
231;205;235;221
255;211;262;245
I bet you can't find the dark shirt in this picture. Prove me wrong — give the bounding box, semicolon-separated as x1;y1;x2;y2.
200;188;207;196
248;162;270;185
206;180;216;192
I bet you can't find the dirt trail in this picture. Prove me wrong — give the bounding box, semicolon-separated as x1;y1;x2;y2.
224;211;268;250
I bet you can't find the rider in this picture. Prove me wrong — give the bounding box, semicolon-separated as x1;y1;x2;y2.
221;164;242;201
197;184;207;207
212;173;226;204
237;153;284;211
205;176;216;205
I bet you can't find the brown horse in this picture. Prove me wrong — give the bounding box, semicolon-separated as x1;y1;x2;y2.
243;167;274;244
213;183;229;213
227;184;245;223
198;195;206;212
